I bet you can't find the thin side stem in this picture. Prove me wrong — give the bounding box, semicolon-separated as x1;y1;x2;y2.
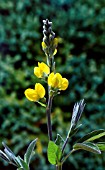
61;126;72;154
61;149;76;164
46;95;53;140
62;137;69;154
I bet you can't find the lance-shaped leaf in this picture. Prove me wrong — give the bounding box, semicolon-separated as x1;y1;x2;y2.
1;142;19;167
24;138;37;166
73;142;101;154
18;156;29;170
96;142;105;152
14;156;23;168
2;142;16;161
77;129;105;143
69;124;82;138
70;99;85;131
2;142;15;155
55;134;64;147
47;141;62;165
17;168;24;170
0;150;11;162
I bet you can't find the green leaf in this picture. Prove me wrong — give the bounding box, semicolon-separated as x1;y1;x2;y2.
17;168;24;170
56;147;62;163
55;134;64;147
0;150;11;162
18;156;29;170
47;141;62;165
24;138;37;166
77;129;105;143
69;124;82;138
2;142;15;155
14;156;22;167
73;142;101;154
96;142;105;151
2;142;18;165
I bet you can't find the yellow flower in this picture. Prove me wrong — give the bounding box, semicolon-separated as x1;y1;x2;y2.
48;72;69;90
42;41;47;49
24;83;45;102
34;62;50;78
60;78;69;90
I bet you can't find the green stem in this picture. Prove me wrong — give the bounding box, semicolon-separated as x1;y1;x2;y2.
56;163;62;170
46;95;53;140
61;125;72;154
46;54;54;141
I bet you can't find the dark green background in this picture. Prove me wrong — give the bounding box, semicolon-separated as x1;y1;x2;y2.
0;0;105;169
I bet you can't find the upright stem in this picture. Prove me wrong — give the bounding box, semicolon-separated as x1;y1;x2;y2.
46;55;54;141
56;163;62;170
46;95;53;140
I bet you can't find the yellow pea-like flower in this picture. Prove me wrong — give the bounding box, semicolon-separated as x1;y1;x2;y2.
24;83;45;102
34;62;50;78
48;72;69;90
60;78;69;90
24;89;38;101
35;83;45;98
48;73;62;88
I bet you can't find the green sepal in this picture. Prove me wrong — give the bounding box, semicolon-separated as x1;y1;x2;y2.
77;129;105;143
73;142;101;154
47;141;62;165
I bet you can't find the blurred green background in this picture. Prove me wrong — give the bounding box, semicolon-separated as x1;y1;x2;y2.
0;0;105;169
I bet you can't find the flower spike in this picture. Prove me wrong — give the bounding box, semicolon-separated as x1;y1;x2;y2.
42;19;58;59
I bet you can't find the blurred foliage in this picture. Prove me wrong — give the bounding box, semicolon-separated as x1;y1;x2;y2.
0;0;105;170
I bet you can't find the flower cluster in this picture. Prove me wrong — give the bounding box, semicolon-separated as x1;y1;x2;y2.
25;63;69;102
24;19;68;104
